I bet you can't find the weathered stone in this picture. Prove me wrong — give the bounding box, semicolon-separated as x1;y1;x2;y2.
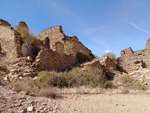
33;49;76;71
38;25;91;56
27;106;34;112
0;19;23;70
100;56;116;70
118;47;145;72
134;50;144;56
81;59;102;69
0;19;10;26
118;38;150;72
23;73;32;77
143;38;150;69
121;47;134;56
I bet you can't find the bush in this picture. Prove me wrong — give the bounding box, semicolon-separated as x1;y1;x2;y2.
16;26;29;38
38;87;58;98
76;50;94;63
15;23;39;60
30;66;106;88
64;41;73;55
103;81;114;89
135;82;146;90
118;75;146;90
103;52;116;59
119;75;133;86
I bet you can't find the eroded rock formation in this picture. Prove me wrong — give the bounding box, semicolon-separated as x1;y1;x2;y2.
34;25;93;71
0;19;23;66
117;39;150;72
38;25;91;56
0;19;94;74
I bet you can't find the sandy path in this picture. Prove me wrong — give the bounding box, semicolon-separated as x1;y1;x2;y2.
58;93;150;113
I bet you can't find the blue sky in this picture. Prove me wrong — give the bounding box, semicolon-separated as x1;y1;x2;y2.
1;0;150;57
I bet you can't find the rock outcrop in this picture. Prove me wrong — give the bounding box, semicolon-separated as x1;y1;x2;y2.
100;56;116;70
0;19;23;62
38;25;91;56
33;25;93;71
0;19;94;74
33;49;76;71
81;59;103;69
117;39;150;72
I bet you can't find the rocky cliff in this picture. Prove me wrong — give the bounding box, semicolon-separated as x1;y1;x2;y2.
0;19;94;77
117;38;150;72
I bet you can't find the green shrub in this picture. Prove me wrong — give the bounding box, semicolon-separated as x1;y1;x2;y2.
16;25;29;39
135;82;146;90
119;75;133;86
30;66;106;88
64;41;73;55
118;75;146;90
103;81;114;89
76;50;94;63
89;53;95;59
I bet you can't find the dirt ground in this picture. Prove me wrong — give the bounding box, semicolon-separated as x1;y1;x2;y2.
58;93;150;113
1;84;150;113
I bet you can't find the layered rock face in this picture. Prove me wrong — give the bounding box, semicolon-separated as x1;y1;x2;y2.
33;49;76;71
0;19;23;65
38;25;91;56
34;25;93;71
117;39;150;72
0;19;93;72
143;38;150;69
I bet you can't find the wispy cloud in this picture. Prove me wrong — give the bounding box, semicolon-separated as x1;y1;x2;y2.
126;20;150;34
81;27;103;35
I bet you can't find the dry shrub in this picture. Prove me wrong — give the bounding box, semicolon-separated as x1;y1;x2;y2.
38;87;59;99
103;81;114;89
64;41;73;55
76;50;94;63
9;80;29;93
117;75;146;90
33;66;106;88
75;86;102;94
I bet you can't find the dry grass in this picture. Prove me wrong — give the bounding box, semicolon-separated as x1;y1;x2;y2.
60;86;102;94
75;86;102;94
38;87;59;99
9;80;29;92
32;66;106;88
115;75;146;90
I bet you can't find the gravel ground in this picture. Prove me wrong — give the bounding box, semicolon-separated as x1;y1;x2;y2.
1;85;150;113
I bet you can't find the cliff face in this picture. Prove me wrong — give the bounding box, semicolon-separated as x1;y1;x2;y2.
0;19;93;72
38;25;91;56
34;25;93;71
0;19;23;64
117;39;150;72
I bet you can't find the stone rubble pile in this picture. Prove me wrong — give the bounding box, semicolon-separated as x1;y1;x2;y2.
6;57;37;81
129;68;150;85
0;86;68;113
